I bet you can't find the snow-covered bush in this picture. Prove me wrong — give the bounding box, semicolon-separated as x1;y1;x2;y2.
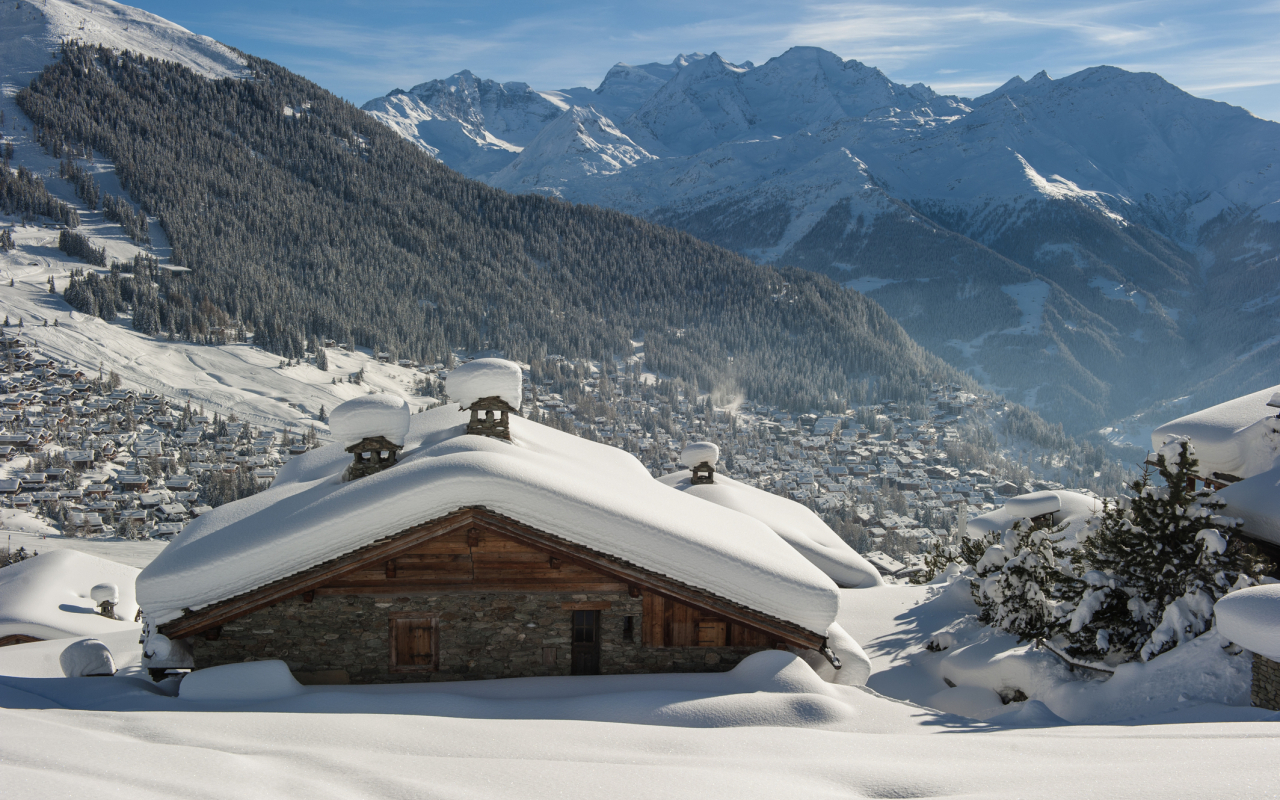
59;638;117;677
971;519;1072;643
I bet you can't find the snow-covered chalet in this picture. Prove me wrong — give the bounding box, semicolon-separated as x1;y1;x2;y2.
136;359;875;684
1152;384;1280;568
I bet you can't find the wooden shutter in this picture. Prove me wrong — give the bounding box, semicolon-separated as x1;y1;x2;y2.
389;613;437;672
697;620;727;647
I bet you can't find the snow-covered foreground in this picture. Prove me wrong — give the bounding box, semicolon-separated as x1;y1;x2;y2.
0;577;1277;797
0;664;1276;799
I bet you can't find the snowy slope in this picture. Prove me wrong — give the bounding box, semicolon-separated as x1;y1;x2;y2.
0;2;403;434
0;582;1275;798
0;229;433;434
0;0;246;97
0;549;140;641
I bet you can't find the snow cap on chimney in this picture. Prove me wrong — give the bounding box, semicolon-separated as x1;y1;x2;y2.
680;442;719;485
330;393;410;448
446;358;523;411
447;358;523;440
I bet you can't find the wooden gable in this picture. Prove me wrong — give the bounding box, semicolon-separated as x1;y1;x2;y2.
320;524;626;595
157;506;826;651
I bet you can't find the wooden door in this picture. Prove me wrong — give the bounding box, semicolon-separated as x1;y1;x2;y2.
570;610;600;675
389;614;437;672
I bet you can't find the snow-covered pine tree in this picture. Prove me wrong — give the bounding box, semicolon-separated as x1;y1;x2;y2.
1061;440;1268;662
972;519;1073;642
316;345;328;371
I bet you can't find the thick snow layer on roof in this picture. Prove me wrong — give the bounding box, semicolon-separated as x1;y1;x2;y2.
968;490;1101;546
658;470;882;589
1151;385;1280;479
328;394;410;447
446;358;523;409
680;442;720;467
138;407;840;634
0;550;141;641
1217;464;1280;546
1214;584;1280;660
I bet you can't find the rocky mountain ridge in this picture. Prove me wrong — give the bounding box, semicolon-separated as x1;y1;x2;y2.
363;47;1280;434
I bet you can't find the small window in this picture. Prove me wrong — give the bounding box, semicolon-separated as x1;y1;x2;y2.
389;613;437;672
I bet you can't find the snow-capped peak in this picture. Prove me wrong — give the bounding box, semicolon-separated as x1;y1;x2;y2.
0;0;246;94
489;105;657;195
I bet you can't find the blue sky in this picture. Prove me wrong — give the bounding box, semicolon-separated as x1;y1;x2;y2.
132;0;1280;120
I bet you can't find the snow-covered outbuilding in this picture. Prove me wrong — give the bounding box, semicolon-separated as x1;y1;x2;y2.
1214;585;1280;710
0;551;141;647
967;490;1102;547
137;362;861;685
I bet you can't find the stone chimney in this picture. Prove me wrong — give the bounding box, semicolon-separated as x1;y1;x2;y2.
465;396;517;440
344;436;404;480
680;442;720;486
328;394;411;481
445;358;525;441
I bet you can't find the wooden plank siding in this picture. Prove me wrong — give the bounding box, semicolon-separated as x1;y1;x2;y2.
320;527;625;595
158;506;824;651
643;591;776;649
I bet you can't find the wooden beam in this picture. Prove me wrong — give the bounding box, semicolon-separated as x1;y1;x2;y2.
315;581;628;596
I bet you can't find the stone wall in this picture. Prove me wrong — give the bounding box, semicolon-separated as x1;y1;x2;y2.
1254;653;1280;711
196;591;768;684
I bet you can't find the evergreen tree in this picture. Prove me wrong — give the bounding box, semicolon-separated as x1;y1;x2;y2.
316;345;328;372
972;520;1073;642
1060;440;1268;662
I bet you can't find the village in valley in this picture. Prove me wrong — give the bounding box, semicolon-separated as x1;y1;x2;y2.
0;314;1097;582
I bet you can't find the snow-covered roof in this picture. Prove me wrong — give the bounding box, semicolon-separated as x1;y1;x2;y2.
1217;465;1280;546
1151;384;1280;480
329;394;410;448
0;550;141;641
658;470;882;588
137;406;841;635
968;490;1101;546
446;358;523;410
1214;584;1280;660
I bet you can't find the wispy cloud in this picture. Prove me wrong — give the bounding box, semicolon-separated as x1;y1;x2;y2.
138;0;1280;120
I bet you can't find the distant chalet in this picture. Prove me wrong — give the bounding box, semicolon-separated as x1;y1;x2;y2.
137;361;841;684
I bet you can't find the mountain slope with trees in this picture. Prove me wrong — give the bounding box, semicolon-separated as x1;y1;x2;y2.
19;43;962;411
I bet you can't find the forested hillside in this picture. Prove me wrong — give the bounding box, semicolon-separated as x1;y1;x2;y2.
18;44;965;411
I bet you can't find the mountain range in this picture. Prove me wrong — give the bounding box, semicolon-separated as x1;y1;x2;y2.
4;1;992;427
363;48;1280;434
